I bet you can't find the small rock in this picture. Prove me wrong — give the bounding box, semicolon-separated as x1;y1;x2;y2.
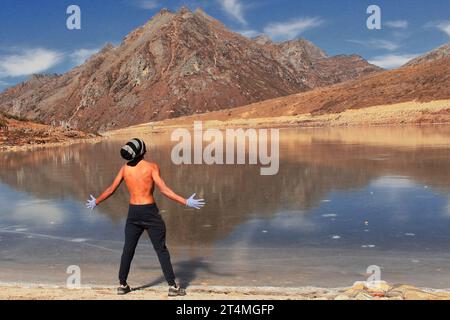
366;281;392;293
351;282;366;291
344;289;362;298
355;292;374;300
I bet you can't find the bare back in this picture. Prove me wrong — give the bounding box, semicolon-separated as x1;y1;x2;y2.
123;160;157;205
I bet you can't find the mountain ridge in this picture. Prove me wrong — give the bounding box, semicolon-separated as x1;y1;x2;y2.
404;42;450;67
0;7;381;132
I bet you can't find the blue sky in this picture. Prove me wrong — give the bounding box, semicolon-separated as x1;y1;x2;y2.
0;0;449;91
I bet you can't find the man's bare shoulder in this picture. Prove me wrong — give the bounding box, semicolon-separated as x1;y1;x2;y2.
144;161;160;171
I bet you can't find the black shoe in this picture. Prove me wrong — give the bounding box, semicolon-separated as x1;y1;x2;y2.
169;285;186;297
117;285;132;295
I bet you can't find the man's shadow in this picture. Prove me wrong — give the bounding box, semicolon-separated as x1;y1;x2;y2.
132;257;233;291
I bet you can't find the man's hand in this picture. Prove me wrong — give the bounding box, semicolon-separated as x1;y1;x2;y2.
86;195;97;211
186;194;205;210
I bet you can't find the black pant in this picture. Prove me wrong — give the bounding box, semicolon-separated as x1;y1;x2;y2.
118;204;176;286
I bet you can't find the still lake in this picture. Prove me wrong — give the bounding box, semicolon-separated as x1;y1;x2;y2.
1;126;450;288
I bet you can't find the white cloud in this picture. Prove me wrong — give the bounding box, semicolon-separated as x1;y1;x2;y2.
436;21;450;36
385;20;409;29
371;40;400;51
264;17;323;41
70;48;100;65
348;39;400;51
237;29;260;38
425;20;450;36
134;0;159;9
11;200;66;225
369;53;420;69
220;0;246;25
0;48;63;78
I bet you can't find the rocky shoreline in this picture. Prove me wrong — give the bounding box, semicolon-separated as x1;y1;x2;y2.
0;135;104;153
0;115;103;152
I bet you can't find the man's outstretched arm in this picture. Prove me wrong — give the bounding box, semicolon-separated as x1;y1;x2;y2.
152;164;205;209
86;166;125;210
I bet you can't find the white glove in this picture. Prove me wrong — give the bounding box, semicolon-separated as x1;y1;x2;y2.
186;194;205;210
86;195;97;211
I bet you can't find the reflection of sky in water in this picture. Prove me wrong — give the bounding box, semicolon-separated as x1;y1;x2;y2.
1;127;450;286
0;183;124;245
2;176;449;253
219;176;450;251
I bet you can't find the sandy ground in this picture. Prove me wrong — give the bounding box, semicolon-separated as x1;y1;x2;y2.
0;284;342;300
2;283;450;300
107;100;450;137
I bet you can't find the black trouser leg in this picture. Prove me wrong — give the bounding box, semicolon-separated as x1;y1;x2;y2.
147;218;176;286
119;221;144;286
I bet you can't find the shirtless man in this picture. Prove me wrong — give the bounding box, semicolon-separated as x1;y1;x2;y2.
86;138;205;296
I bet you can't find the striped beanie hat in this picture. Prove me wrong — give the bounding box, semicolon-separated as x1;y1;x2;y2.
120;138;147;161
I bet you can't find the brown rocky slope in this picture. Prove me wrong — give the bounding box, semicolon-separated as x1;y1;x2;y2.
0;7;380;132
0;112;96;151
143;52;450;128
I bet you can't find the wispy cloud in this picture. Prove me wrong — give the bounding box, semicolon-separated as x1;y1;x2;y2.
425;20;450;36
0;48;63;78
70;48;100;65
385;20;409;29
220;0;247;25
263;17;323;41
348;39;400;51
134;0;159;10
237;29;260;38
369;53;420;69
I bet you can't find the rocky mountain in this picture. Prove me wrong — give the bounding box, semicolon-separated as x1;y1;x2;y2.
404;42;450;67
156;54;450;126
263;39;380;88
0;7;381;132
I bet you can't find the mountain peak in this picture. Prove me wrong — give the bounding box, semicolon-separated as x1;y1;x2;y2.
178;6;192;15
158;8;172;15
0;8;381;132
